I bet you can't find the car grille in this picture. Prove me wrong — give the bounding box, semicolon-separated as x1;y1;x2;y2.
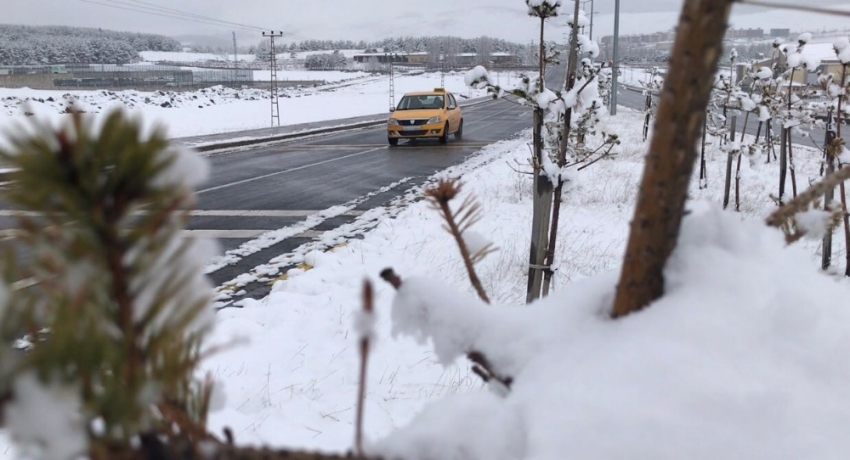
399;130;427;136
399;119;428;126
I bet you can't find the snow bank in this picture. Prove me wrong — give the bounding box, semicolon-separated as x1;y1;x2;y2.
374;206;850;459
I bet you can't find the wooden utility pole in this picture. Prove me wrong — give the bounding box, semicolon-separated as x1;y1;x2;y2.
611;0;735;318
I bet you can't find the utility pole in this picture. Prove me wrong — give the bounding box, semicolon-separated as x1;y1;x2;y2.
262;31;284;127
232;32;238;83
440;45;445;88
387;52;396;111
610;0;620;115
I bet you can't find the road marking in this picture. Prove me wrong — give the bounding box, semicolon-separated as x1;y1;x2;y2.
197;146;384;195
190;210;364;217
0;209;365;218
183;229;323;239
0;228;326;240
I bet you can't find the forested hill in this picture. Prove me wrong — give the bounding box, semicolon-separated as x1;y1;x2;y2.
0;24;182;65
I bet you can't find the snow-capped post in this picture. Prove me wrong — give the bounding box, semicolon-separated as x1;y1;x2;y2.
525;0;560;303
354;279;375;456
541;0;581;296
611;0;734;318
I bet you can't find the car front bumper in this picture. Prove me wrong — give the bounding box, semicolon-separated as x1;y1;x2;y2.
387;123;445;138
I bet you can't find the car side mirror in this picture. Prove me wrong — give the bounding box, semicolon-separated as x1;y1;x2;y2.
389;107;395;112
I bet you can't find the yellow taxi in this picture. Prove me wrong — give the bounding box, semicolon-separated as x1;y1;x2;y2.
387;88;463;146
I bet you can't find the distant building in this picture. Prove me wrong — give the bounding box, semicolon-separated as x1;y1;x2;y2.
726;28;764;39
770;28;791;38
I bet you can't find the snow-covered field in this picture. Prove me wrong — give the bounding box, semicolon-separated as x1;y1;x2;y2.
0;108;823;457
0;70;522;142
252;70;372;83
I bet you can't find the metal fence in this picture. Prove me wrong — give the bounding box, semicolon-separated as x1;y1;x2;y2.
0;64;254;90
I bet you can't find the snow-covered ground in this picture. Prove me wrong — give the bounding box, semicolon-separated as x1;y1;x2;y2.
252;70;372;83
0;70;524;143
0;108;821;456
2;86;848;457
193;108;849;455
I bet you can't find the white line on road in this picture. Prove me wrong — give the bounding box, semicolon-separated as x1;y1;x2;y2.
0;210;365;218
197;146;384;195
189;210;364;217
183;229;324;239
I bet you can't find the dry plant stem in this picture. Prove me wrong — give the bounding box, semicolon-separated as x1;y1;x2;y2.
439;199;489;303
425;180;490;303
542;0;582;297
354;280;373;456
611;0;735;318
765;166;850;229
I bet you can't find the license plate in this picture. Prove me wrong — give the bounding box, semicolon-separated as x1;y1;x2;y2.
402;126;419;131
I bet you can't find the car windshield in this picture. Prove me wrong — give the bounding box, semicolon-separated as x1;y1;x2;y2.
396;95;445;110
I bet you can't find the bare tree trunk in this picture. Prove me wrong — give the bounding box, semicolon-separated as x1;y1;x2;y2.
822;112;836;270
767;121;774;163
788;129;798;198
527;17;554;303
735;149;743;212
837;64;850;277
611;0;734;318
643;92;652;141
740;112;749;143
541;0;582;297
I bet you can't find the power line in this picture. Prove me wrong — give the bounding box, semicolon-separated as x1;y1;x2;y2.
124;0;273;32
78;0;263;31
79;0;319;43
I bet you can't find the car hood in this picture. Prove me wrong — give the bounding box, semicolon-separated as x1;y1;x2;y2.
390;109;442;120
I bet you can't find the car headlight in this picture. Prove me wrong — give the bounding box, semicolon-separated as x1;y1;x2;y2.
427;116;441;124
388;118;400;125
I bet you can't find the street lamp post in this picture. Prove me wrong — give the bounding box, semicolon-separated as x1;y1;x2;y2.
610;0;620;115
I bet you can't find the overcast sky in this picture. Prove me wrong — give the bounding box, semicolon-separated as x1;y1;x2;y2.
4;0;850;46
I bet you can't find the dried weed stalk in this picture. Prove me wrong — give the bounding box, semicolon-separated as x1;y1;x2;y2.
354;280;374;456
424;179;495;303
